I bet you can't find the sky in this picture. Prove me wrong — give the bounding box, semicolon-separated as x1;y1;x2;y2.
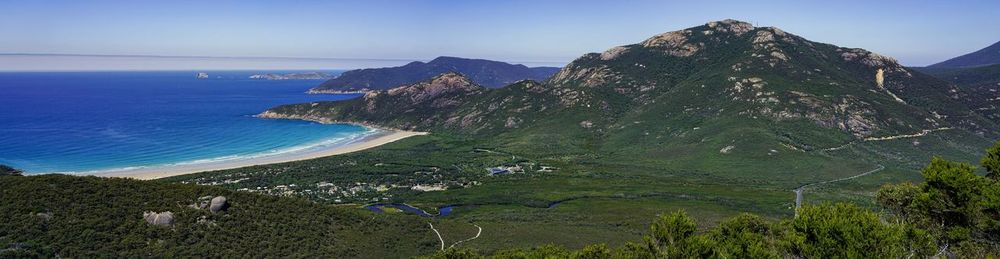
1;0;998;70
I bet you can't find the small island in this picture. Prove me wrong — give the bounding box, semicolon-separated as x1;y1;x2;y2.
249;72;332;80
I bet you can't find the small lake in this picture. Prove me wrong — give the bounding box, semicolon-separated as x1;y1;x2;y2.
366;203;457;217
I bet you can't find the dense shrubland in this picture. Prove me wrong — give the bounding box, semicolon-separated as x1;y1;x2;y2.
0;175;437;258
3;143;998;258
0;164;22;176
425;142;1000;258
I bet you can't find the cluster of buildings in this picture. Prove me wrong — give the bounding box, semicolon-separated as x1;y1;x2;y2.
487;162;558;176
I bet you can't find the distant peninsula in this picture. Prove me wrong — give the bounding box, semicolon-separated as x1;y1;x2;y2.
249;72;332;80
307;56;560;93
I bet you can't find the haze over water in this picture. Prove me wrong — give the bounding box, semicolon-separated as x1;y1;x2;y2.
0;71;372;173
0;54;566;71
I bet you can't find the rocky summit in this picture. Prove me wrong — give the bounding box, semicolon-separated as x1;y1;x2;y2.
265;20;998;144
545;19;995;138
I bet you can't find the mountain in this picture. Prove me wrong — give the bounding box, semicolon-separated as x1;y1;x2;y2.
250;22;1000;253
248;72;332;80
7;19;1000;257
307;56;560;93
929;40;1000;68
921;63;1000;120
262;72;560;133
268;20;997;141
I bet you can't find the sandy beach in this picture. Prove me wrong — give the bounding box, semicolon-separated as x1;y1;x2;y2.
90;130;428;180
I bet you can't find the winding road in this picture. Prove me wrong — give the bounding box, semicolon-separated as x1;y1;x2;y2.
428;222;444;250
796;127;952;215
793;165;884;216
429;222;483;250
819;127;953;154
862;127;952;141
449;224;482;249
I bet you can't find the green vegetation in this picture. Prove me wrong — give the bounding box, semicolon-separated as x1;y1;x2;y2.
876;143;1000;256
5;20;999;257
159;129;995;254
310;56;559;92
0;175;438;258
0;164;22;176
922;63;1000;86
419;145;1000;258
919;63;1000;121
8;148;998;258
424;203;938;258
170;20;1000;254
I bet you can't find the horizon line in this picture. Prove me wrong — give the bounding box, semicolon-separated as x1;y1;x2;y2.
0;53;571;66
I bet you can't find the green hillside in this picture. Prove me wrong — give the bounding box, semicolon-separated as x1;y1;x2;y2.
171;20;1000;253
0;174;438;258
6;20;999;257
7;141;998;257
259;20;996;189
920;64;1000;120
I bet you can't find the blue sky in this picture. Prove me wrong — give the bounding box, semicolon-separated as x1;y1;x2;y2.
1;0;998;68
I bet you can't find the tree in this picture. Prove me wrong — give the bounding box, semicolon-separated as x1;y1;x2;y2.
572;244;612;259
978;178;1000;249
911;157;985;243
704;213;781;258
982;141;1000;180
876;182;920;222
612;241;654;259
875;149;1000;256
647;210;699;257
489;245;570;259
787;203;933;258
425;248;480;259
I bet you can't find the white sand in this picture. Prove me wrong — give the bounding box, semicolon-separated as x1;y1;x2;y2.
90;130;428;180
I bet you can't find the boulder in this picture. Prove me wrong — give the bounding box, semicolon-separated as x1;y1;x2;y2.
209;196;229;213
143;211;174;227
190;195;213;209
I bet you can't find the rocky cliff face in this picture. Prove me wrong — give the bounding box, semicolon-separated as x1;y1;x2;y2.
257;109;335;124
379;72;482;107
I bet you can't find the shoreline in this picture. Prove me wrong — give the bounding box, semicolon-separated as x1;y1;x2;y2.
89;130;428;180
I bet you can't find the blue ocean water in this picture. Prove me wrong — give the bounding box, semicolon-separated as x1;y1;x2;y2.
0;71;370;174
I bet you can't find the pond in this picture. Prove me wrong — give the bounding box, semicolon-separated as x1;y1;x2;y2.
365;203;458;217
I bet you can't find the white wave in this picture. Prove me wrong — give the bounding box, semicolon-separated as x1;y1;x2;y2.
43;127;383;175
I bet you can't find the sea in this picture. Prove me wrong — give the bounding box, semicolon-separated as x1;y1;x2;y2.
0;71;372;174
